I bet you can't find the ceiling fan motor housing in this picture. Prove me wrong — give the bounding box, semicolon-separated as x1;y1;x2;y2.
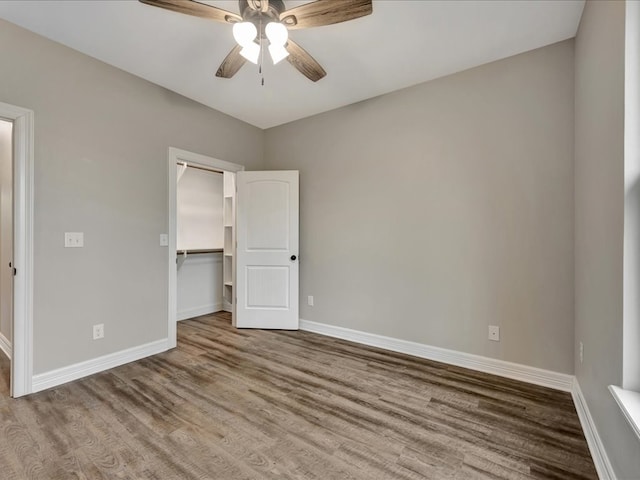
239;0;287;38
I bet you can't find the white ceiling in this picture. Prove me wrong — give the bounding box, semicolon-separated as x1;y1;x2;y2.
0;0;584;129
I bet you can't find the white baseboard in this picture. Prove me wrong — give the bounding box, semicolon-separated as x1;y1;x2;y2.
31;338;169;393
0;332;11;359
572;379;617;480
299;319;574;392
177;303;223;321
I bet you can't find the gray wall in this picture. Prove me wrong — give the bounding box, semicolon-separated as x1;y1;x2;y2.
265;40;575;374
0;120;11;350
0;19;264;374
574;1;640;477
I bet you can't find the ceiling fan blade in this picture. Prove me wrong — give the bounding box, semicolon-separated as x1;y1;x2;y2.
216;45;247;78
139;0;242;23
285;39;326;82
280;0;372;30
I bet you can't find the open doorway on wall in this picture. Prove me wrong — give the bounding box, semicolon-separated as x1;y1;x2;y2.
167;148;243;349
176;164;225;321
0;119;13;396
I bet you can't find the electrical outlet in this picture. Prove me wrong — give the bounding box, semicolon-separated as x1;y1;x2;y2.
93;323;104;340
307;295;314;306
488;325;500;342
579;341;584;364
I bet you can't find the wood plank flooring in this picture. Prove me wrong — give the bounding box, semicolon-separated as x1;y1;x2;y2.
0;312;597;479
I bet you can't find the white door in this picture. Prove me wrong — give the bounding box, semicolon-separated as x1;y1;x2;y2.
236;171;298;329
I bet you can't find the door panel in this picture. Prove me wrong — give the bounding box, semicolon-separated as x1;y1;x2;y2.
246;266;289;308
236;171;298;329
246;181;290;250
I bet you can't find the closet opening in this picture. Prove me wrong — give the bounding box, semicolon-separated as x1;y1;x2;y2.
176;162;233;321
0;118;12;397
167;148;243;348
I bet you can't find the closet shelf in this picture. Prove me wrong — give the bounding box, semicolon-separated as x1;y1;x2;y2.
223;171;235;317
178;249;223;255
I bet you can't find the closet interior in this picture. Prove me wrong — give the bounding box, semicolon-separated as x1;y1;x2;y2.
176;163;235;321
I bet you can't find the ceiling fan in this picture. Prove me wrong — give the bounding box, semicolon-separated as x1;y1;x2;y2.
139;0;373;82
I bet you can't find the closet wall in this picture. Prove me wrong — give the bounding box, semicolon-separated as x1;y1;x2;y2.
176;165;224;321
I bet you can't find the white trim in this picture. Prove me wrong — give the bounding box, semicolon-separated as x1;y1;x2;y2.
31;338;169;393
0;102;34;398
0;332;11;359
623;0;640;393
571;380;617;480
167;148;243;350
609;385;640;442
177;303;223;321
299;319;574;392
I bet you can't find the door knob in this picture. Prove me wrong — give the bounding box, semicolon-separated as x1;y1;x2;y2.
291;255;297;261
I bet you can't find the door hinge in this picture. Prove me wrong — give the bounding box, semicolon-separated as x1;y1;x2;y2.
9;262;15;276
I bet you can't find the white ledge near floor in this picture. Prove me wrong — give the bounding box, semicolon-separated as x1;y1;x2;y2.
609;385;640;441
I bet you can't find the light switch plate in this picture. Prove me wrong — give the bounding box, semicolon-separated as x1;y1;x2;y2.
64;232;84;248
159;234;169;247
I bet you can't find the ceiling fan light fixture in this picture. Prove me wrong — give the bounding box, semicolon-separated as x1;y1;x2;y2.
269;44;289;65
232;21;257;47
239;42;261;64
139;0;374;82
265;22;288;46
265;22;289;65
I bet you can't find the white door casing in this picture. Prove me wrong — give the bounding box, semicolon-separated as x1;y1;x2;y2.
167;148;243;347
236;171;299;329
0;102;34;398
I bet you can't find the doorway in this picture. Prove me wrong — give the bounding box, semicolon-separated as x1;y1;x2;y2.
0;102;34;398
176;164;225;320
0;119;12;395
167;148;244;348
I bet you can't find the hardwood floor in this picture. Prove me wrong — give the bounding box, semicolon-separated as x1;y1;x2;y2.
0;312;597;479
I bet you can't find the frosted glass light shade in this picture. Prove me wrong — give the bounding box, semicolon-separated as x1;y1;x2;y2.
265;22;288;46
233;22;257;46
240;42;260;64
269;44;289;64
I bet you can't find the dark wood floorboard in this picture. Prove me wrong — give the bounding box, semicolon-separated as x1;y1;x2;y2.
0;312;597;479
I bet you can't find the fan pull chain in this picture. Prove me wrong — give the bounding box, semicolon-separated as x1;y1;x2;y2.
259;16;265;86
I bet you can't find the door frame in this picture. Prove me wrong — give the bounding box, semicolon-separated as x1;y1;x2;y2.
0;102;34;398
167;147;243;348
